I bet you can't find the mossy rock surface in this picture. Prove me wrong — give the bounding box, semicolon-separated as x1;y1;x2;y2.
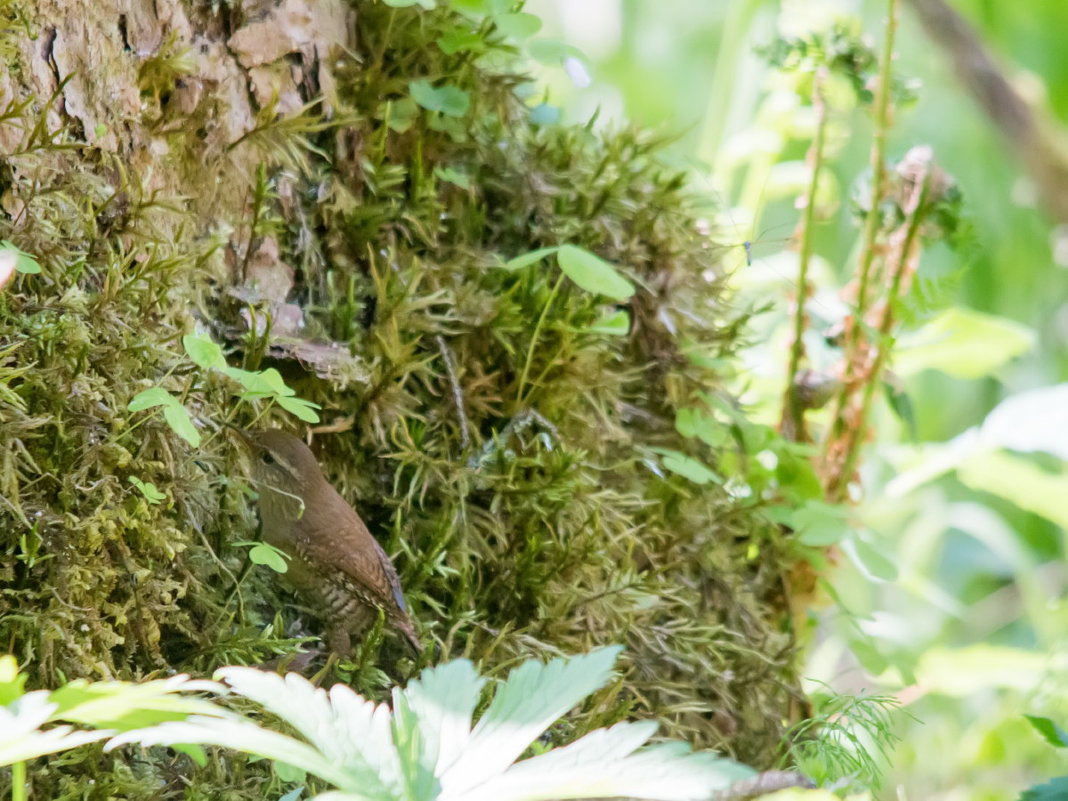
0;0;804;794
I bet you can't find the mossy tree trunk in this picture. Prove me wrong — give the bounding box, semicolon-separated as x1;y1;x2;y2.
1;0;807;794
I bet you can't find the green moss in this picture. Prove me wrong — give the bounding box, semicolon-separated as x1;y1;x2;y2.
0;0;806;795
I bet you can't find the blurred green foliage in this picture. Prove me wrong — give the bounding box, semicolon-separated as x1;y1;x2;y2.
525;0;1068;799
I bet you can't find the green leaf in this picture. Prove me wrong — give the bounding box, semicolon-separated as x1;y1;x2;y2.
792;500;849;546
957;451;1068;529
382;0;435;7
401;659;486;776
586;309;629;336
1;239;41;274
674;408;728;447
0;694;110;766
275;395;321;423
162;404;201;447
1025;715;1068;748
841;532;898;581
127;387;177;411
556;245;635;301
183;334;225;369
102;649;755;801
528;103;561;126
409;80;470;117
128;476;167;505
434;166;471;189
235;368;296;399
1019;775;1068;801
381;97;419;133
248;543;290;574
502;246;559;271
0;655;27;706
438;28;485;55
651;448;722;485
883;381;917;439
493;12;541;39
445;647;623;784
274;761;307;783
171;743;208;767
48;675;223;731
527;39;585;66
894;307;1036;379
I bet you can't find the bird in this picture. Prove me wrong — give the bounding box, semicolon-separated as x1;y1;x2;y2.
239;428;422;657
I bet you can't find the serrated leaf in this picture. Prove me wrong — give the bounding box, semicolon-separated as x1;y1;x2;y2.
162;404;201;447
183;334;225;369
556;245;634;301
441;647;623;795
0;694;109;766
401;659;485;776
127;387;177;411
48;674;223;731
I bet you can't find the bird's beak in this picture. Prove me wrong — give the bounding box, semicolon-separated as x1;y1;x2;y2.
222;422;256;451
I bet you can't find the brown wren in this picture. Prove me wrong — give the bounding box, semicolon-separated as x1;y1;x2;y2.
242;429;422;656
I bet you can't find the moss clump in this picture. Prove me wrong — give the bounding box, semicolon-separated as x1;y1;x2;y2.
1;0;805;794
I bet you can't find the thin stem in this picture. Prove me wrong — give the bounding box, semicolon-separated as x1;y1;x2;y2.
781;67;829;440
829;167;930;501
698;0;764;173
12;760;26;801
822;0;899;471
514;271;565;411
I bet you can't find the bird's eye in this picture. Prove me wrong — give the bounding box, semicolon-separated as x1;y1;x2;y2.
260;452;276;466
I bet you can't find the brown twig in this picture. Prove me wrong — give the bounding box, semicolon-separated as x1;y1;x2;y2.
904;0;1068;224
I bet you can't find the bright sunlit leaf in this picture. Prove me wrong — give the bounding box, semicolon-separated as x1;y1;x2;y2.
894;307;1036;379
556;245;635;301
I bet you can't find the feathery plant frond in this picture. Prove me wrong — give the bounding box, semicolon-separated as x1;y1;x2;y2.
0;654;223;767
107;647;755;801
781;683;904;791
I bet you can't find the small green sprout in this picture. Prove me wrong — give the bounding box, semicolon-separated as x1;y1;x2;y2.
232;540;290;574
0;240;41;274
128;476;167;505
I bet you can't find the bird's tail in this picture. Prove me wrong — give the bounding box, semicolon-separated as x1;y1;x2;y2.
397;617;424;657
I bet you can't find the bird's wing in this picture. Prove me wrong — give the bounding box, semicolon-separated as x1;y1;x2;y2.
303;493;411;620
